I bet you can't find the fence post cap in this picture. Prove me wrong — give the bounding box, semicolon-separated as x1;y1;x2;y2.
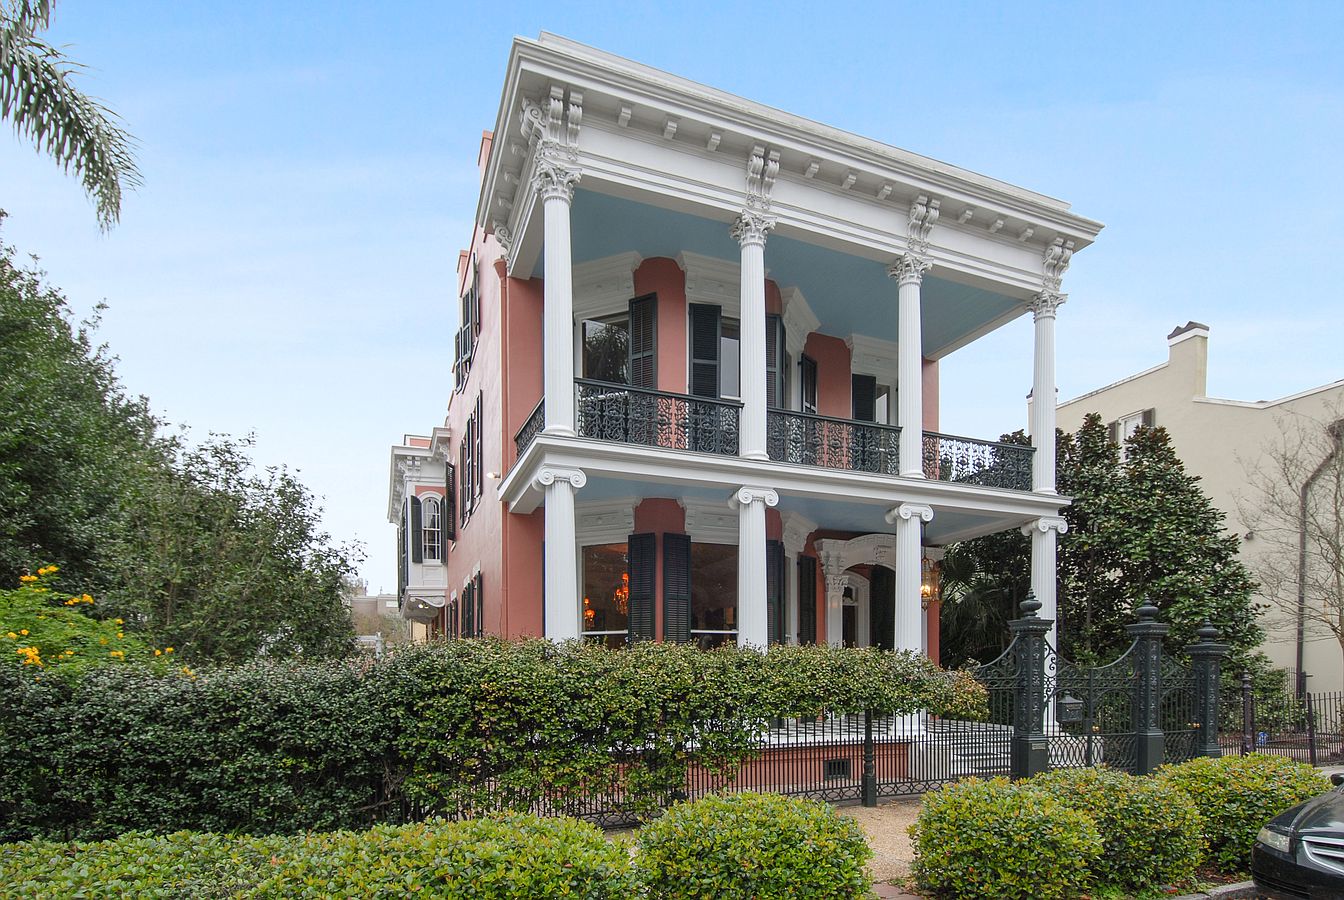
1197;621;1221;642
1135;602;1160;622
1019;591;1041;617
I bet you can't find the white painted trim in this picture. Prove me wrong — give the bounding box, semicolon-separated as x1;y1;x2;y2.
683;496;738;544
847;333;900;386
573;252;643;321
780;510;817;555
677;250;741;319
780;286;819;360
575;497;637;544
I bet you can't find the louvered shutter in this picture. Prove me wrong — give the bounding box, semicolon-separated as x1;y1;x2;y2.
766;540;784;645
627;533;656;642
689;304;721;398
663;533;692;643
474;395;484;500
801;355;817;414
474;572;484;637
410;496;424;563
797;556;817;645
628;295;658;389
852;374;877;421
461;582;474;638
766;315;785;408
458;442;469;525
1141;408;1155;428
397;501;408;598
444;463;456;540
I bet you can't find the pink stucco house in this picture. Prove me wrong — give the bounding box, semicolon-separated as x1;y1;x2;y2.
390;34;1102;656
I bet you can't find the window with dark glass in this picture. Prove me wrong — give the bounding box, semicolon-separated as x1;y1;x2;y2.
801;355;818;414
581;543;629;648
690;542;738;648
582;317;629;383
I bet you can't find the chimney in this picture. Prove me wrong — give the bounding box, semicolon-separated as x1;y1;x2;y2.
478;130;494;184
1166;321;1209;396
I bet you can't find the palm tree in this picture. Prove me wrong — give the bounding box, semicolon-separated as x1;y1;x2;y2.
937;544;1017;667
1;1;140;228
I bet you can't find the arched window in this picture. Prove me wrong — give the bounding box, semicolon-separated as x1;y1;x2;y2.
421;496;442;561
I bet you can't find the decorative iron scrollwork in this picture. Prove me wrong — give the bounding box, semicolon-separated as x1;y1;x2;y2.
575;380;740;456
922;431;1034;491
766;410;900;475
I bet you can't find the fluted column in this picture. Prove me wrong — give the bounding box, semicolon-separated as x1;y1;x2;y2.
536;466;586;640
890;196;938;478
732;211;774;460
886;503;934;653
1029;292;1064;492
1022;516;1068;650
538;161;580;435
732;486;779;647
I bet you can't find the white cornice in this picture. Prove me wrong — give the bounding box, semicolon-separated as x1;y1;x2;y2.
781;510;818;555
847;334;900;381
683;496;739;544
677;251;741;318
576;497;637;544
573;252;642;320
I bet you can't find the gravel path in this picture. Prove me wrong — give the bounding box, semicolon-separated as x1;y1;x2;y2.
841;798;922;885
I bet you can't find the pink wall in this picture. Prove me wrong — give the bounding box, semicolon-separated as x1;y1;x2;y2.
765;279;783;316
803;333;852;418
922;358;939;432
633;258;688;394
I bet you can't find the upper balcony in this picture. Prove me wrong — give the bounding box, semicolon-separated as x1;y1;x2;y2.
514;382;1034;492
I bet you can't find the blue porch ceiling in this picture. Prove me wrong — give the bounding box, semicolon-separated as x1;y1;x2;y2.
557;190;1024;357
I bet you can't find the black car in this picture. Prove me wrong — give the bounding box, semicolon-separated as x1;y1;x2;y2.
1253;773;1344;899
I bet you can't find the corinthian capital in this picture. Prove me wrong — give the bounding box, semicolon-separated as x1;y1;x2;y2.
534;154;580;203
887;252;932;285
731;209;775;247
1028;290;1066;320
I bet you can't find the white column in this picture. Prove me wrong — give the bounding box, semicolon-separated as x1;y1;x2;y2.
1029;291;1065;492
732;211;774;460
1023;516;1068;649
732;486;779;647
781;512;814;646
824;568;847;647
536;466;586;640
538;163;580;435
889;255;930;478
886;503;934;653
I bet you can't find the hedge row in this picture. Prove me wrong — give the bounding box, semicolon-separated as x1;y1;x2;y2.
0;793;870;900
0;638;985;840
909;755;1330;898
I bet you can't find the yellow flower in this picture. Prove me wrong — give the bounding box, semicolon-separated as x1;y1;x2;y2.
81;594;93;604
116;632;124;639
114;618;124;625
19;629;28;636
154;649;162;656
108;650;124;658
5;632;15;640
36;565;58;576
164;647;174;654
19;575;36;583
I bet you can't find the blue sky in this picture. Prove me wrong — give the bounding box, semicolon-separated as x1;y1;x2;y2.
2;1;1341;592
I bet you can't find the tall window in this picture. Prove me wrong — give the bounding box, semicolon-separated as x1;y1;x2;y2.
800;355;818;414
454;257;480;392
458;394;484;528
580;295;656;388
421;496;442;561
581;543;629;648
690;542;738;648
719;318;741;399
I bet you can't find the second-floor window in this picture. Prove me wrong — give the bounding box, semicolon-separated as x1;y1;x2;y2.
454;257;480;392
421;496;442;561
580;294;656;388
689;304;786;405
800;355;818;414
458;394;484;527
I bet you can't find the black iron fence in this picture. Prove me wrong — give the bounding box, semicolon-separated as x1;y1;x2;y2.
922;431;1034;491
513;398;545;458
1220;676;1344;765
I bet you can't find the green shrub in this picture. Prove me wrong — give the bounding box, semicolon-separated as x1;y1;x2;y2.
1028;766;1204;889
1156;754;1329;871
910;777;1102;900
0;816;634;899
634;792;872;899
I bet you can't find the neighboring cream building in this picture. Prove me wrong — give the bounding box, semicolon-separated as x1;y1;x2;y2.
1057;323;1344;691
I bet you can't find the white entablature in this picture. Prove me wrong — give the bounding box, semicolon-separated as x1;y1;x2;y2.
480;33;1102;300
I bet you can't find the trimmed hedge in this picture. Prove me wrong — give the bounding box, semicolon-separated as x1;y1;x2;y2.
909;777;1102;900
635;792;872;899
1156;753;1329;871
0;639;986;839
1028;766;1204;889
0;814;634;899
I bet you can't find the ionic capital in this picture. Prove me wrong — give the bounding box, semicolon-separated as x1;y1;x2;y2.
729;485;780;509
731;209;775;247
885;503;934;525
533;466;587;491
1021;515;1068;537
887;252;932;286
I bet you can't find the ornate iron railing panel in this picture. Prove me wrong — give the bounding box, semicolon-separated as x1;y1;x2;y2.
766;410;900;475
1049;643;1139;772
575;380;741;456
1161;655;1199;764
921;431;1034;491
514;399;545;458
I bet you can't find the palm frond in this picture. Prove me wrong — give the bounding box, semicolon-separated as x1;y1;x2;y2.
1;4;140;229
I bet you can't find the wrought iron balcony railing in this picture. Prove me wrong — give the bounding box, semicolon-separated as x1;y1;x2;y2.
575;379;741;456
766;410;901;475
922;431;1034;491
514;398;545;458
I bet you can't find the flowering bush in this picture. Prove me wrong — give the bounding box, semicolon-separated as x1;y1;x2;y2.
0;568;180;682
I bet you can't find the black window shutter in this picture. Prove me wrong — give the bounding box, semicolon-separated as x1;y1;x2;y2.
444;463;456;540
474;572;484;637
410;496;424;564
1141;408;1155;428
797;555;817;645
453;330;462;389
766;539;784;645
397;500;408;598
458;442;469;525
474;395;484;500
1107;420;1120;445
766;314;785;408
461;584;472;638
689;303;721;398
852;374;877;421
471;261;481;337
663;533;691;643
628;294;658;389
801;355;818;414
627;532;656;642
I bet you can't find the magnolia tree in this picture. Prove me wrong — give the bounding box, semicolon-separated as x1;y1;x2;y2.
1239;408;1344;689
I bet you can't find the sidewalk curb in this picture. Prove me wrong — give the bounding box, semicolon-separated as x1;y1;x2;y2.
1169;881;1257;900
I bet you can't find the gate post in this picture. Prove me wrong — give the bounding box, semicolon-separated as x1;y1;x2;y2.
862;710;877;807
1188;622;1228;758
1128;602;1169;775
1241;673;1255;756
1010;592;1052;780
